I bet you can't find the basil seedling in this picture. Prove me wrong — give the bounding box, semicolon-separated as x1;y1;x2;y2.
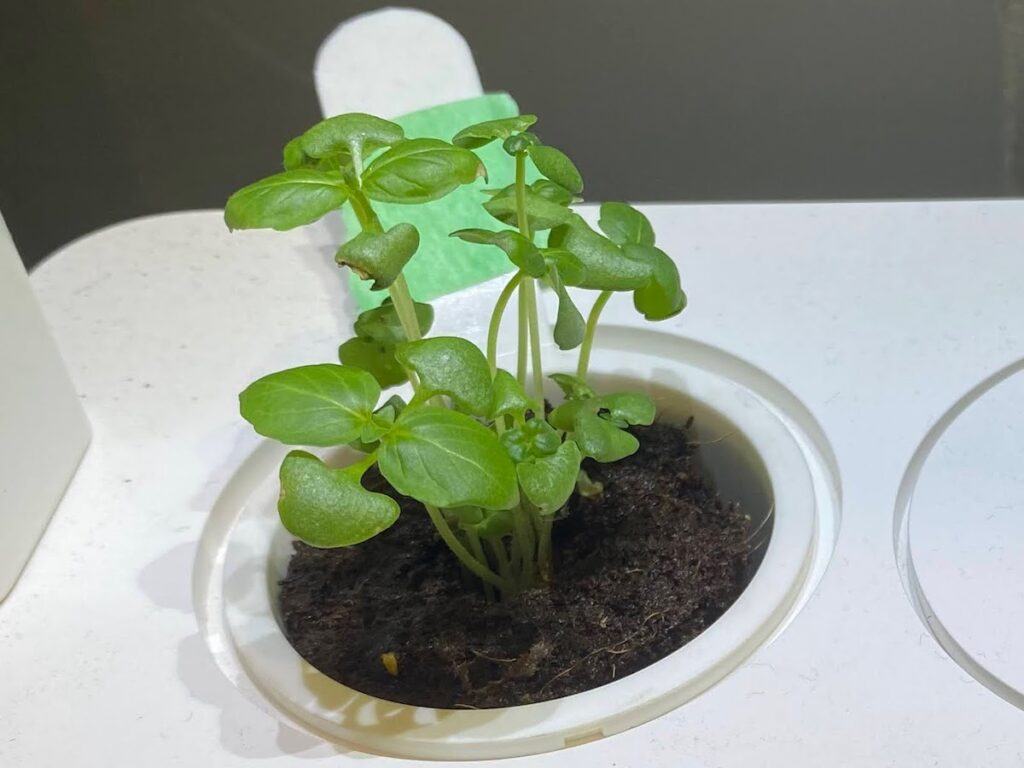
225;112;686;597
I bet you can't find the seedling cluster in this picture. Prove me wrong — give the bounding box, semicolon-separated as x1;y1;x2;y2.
226;112;685;598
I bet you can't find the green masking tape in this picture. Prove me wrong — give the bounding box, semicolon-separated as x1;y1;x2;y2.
344;92;537;310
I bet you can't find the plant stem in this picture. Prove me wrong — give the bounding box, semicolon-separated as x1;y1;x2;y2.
537;517;553;583
517;286;529;388
388;274;422;342
425;504;512;592
512;505;535;589
577;290;612;379
524;277;545;403
487;270;524;375
487;538;512;582
465;528;495;601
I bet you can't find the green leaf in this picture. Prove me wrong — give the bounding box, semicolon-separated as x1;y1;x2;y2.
300;113;404;162
598;202;655;246
500;418;562;463
395;337;492;415
224;169;348;232
483;188;576;231
354;300;433;345
550;267;585;350
475;509;515;538
452;114;538;149
361;406;396;442
572;411;639;462
239;364;380;446
490;369;536;420
517;441;582;514
541;248;588;286
626;244;687;321
336;223;419;290
282;136;311;170
531;179;575;206
378;406;519;509
548;217;652;290
362;138;485;204
338;337;407;388
548;397;588;431
597;392;656;427
450;228;546;277
278;451;399;547
549;373;595;401
528;145;583;195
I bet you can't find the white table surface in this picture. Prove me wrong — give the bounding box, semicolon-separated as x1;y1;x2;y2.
4;200;1023;767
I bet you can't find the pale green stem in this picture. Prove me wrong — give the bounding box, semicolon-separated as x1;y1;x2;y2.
577;290;612;379
524;277;545;403
425;504;512;591
517;288;529;388
487;270;525;375
465;528;495;601
537;517;553;583
512;506;535;588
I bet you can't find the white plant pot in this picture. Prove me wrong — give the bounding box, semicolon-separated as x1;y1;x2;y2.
212;328;829;760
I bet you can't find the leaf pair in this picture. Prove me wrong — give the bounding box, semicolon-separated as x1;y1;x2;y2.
225;113;485;233
338;299;434;388
500;419;582;516
550;391;655;463
240;363;520;544
396;336;538;421
596;203;687;320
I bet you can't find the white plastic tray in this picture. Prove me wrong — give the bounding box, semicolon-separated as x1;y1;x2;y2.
4;199;1023;766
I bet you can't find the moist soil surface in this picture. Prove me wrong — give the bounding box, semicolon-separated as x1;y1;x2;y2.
279;421;753;709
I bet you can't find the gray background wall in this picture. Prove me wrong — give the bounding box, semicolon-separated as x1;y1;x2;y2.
0;0;1015;269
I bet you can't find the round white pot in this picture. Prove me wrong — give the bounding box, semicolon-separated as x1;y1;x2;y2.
218;328;823;760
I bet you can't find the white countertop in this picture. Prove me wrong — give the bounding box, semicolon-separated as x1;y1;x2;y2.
4;200;1023;767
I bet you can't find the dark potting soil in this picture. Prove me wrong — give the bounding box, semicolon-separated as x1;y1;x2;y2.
278;421;753;709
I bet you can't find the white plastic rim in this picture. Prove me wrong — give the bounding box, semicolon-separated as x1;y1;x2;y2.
216;329;825;760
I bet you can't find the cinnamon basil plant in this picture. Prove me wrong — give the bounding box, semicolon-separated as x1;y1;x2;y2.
225;112;686;599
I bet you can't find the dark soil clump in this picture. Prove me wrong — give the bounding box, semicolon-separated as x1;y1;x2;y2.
279;421;752;708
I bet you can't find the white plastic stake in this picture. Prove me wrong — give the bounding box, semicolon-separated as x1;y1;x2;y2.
0;214;90;600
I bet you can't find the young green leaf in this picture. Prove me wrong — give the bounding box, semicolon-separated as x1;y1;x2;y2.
548;397;587;431
517;440;582;514
338;337;406;388
548;217;652;290
502;132;540;155
531;179;576;206
541;248;588;286
500;418;561;462
395;337;493;415
278;451;399;547
354;300;434;344
452;114;538;149
224;169;348;231
598;202;655;246
527;145;583;195
475;509;515;538
362;138;485;204
549;373;595;401
282;136;311;170
483;189;575;231
239;364;380;446
378;406;519;509
550;267;585;350
450;229;546;277
360;405;397;442
572;411;639;462
626;244;687;320
300;113;404;163
597;392;656;426
490;369;536;420
336;223;419;290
